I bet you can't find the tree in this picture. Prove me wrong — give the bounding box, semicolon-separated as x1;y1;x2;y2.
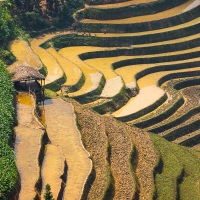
0;2;16;44
44;184;54;200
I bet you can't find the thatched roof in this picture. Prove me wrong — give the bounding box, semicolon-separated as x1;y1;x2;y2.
11;66;45;82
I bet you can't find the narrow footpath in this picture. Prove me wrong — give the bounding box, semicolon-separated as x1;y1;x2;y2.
14;93;44;199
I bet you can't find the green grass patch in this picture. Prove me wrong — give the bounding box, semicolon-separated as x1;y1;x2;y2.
151;134;200;199
150;134;183;200
44;89;58;99
44;73;66;92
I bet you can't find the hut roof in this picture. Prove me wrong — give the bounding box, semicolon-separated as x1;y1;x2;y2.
11;66;45;82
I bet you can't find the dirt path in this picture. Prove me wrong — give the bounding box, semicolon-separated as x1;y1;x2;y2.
44;98;92;200
14;93;44;200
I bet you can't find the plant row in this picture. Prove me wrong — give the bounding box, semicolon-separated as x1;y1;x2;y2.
131;84;184;129
86;0;128;6
70;74;106;103
48;21;200;48
77;5;200;33
77;0;187;20
104;117;136;199
150;78;200;134
150;134;200;199
70;99;113;200
131;75;200;128
93;87;134;114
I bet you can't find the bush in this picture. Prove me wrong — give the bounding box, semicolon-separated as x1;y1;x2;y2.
44;184;54;200
0;49;16;65
0;60;18;199
0;1;16;44
23;12;48;31
58;0;85;24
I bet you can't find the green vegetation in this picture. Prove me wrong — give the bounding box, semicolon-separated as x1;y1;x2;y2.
44;184;54;200
86;0;127;5
0;1;17;63
77;0;187;20
0;61;18;199
0;1;16;43
12;0;85;30
151;134;200;200
44;89;58;99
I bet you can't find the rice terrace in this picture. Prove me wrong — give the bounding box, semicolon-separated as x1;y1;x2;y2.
1;0;200;199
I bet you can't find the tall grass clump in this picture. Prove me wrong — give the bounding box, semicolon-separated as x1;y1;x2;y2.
0;61;19;199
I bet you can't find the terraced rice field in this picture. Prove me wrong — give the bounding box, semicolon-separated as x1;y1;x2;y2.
11;0;200;199
9;39;43;71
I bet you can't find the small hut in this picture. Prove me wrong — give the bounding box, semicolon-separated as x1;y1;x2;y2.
11;66;45;103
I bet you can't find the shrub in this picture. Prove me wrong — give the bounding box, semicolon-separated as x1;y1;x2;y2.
0;1;16;44
23;12;48;31
44;184;54;200
0;49;16;65
0;60;18;199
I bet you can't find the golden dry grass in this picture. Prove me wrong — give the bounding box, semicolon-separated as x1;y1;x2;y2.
134;32;200;47
137;66;200;88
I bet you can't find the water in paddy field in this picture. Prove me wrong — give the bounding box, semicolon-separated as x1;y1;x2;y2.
16;92;46;125
40;105;46;124
17;92;33;106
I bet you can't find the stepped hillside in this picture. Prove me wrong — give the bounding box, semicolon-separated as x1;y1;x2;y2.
3;0;200;199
